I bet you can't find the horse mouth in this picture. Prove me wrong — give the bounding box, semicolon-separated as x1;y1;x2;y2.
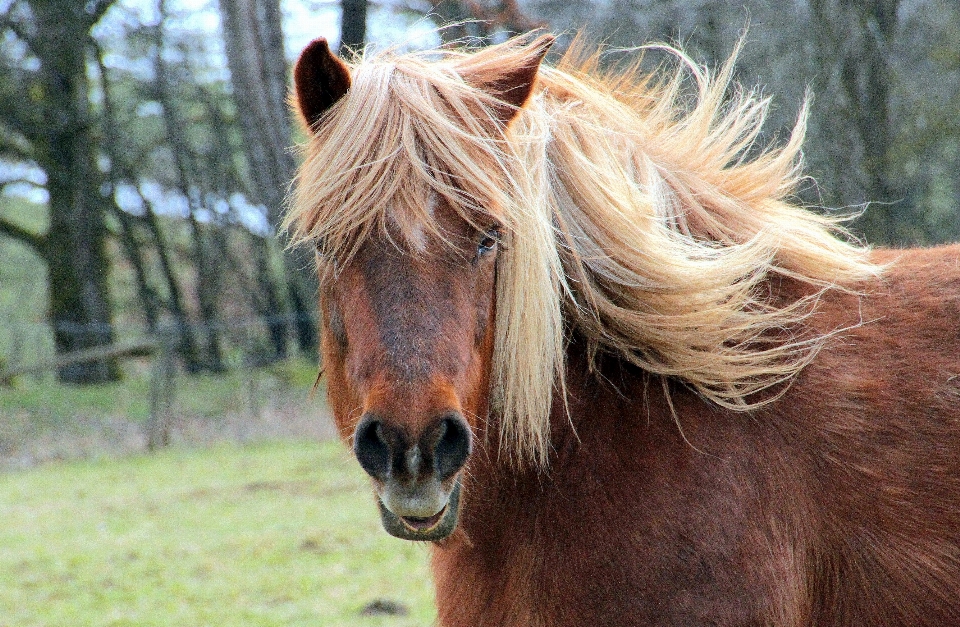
376;480;461;542
399;507;447;532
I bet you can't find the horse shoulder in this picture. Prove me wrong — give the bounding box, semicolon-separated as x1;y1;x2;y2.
772;244;960;624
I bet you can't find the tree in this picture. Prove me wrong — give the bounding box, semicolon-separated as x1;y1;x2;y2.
89;33;208;373
339;0;367;54
809;0;903;243
0;0;119;383
525;0;960;245
218;0;318;356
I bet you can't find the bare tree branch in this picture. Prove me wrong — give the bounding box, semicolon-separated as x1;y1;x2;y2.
0;128;33;161
0;177;42;190
86;0;120;25
0;10;36;52
0;215;46;254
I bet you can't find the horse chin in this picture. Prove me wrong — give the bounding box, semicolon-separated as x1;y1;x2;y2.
377;480;461;542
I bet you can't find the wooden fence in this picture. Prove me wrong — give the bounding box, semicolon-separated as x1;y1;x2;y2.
0;326;178;450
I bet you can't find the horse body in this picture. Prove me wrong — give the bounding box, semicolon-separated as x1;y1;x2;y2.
285;34;960;625
435;244;960;626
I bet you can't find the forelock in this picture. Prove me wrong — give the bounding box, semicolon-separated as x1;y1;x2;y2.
287;50;518;272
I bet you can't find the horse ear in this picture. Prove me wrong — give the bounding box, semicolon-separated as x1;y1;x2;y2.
459;34;555;126
293;37;352;130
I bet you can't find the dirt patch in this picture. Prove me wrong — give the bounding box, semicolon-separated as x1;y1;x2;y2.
359;599;409;617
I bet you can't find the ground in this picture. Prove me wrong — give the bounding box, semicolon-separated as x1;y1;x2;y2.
0;440;437;626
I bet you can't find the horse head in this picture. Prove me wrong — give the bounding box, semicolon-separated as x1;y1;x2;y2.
290;36;553;541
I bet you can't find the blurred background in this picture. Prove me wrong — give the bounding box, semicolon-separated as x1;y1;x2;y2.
0;0;958;624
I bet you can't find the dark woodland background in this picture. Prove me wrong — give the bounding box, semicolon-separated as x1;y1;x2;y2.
1;0;958;385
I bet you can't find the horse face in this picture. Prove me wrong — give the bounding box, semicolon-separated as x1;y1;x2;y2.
291;35;553;541
319;202;499;540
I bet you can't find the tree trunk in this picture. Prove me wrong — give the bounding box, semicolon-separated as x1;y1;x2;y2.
154;0;225;372
810;0;902;244
90;39;206;370
339;0;368;55
142;202;206;373
218;0;318;354
31;2;119;383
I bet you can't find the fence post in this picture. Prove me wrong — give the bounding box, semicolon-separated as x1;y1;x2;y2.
241;322;260;443
147;323;177;451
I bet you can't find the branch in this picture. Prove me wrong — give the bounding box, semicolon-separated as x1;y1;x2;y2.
0;214;46;254
86;0;120;25
0;13;36;53
0;337;157;384
0;131;33;161
0;177;42;190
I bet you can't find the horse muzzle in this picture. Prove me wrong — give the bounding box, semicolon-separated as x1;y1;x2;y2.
376;479;462;541
353;412;471;541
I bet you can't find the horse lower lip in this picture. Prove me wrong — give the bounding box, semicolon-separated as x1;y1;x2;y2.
376;481;461;541
400;507;446;531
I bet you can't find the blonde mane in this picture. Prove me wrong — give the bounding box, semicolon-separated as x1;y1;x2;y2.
285;36;882;465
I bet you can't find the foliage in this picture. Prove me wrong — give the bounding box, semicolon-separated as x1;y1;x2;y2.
0;440;436;626
528;0;960;245
0;0;317;379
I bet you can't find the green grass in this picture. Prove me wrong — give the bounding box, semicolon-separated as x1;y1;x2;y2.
0;358;320;425
0;372;154;421
0;440;437;626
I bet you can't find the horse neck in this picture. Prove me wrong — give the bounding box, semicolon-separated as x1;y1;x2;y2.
534;274;817;468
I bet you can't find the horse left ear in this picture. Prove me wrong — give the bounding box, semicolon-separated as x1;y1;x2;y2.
293;37;352;131
459;34;555;127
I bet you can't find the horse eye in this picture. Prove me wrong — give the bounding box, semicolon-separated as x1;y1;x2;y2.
477;228;501;257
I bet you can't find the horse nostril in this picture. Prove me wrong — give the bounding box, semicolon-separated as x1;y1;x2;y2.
353;415;391;480
433;414;472;481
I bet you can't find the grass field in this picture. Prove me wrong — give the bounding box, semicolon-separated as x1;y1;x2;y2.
0;356;338;469
0;188;436;624
0;440;437;626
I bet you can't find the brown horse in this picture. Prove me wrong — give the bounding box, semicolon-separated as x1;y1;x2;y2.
285;34;960;626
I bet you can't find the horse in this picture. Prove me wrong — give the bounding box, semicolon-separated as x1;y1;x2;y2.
284;33;960;626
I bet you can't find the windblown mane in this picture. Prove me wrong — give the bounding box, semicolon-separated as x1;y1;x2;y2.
285;35;882;464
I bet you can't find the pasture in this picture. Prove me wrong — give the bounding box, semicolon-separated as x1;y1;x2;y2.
0;440;436;626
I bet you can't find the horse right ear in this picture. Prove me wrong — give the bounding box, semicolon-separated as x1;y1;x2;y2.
456;34;555;127
293;38;352;130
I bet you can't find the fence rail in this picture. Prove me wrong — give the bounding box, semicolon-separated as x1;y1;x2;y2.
0;338;158;384
0;317;332;470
